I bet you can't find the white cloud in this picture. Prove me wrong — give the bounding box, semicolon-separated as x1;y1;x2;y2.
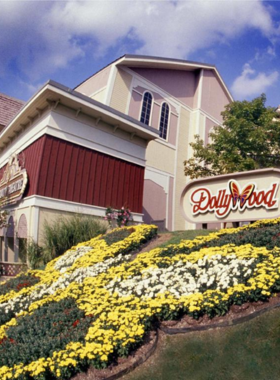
267;46;276;57
253;45;277;62
231;63;279;99
0;0;278;86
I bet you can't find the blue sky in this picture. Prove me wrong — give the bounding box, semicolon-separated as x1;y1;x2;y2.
0;0;280;108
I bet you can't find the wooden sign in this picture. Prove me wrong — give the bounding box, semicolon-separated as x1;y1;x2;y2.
0;154;28;206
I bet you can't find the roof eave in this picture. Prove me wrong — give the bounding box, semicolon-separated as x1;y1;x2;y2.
0;80;159;152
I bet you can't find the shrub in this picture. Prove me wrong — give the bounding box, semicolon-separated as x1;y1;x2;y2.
102;228;134;246
24;239;44;269
105;207;132;227
202;223;280;251
43;214;107;261
159;223;280;259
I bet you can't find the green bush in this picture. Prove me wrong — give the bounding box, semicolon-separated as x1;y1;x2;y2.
25;239;44;269
43;214;107;261
102;228;133;246
159;223;280;259
203;224;280;251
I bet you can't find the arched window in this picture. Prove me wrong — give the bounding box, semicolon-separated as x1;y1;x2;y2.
140;92;153;125
159;102;170;140
18;214;28;239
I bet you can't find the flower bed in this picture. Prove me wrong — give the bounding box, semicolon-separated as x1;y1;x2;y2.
0;273;40;297
1;219;280;380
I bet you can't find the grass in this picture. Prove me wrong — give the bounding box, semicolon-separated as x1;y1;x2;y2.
119;226;280;380
121;306;280;380
43;214;107;262
158;229;215;248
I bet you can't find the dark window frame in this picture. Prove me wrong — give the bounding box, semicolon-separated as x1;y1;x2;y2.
140;92;153;126
159;102;170;140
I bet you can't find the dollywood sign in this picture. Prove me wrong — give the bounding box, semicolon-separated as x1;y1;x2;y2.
180;168;280;223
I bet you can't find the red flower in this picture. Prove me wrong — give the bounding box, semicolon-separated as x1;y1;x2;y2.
72;319;80;327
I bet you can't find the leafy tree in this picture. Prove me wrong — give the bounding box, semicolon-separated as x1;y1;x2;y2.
184;94;280;179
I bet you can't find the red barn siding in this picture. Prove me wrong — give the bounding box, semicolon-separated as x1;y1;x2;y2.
0;136;46;197
0;135;145;213
36;135;144;212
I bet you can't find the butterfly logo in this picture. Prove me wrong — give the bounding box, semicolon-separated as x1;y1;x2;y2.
229;180;255;209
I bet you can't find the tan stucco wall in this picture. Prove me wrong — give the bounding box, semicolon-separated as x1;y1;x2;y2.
168;177;174;230
146;140;175;175
199;113;206;137
174;107;191;230
110;68;132;113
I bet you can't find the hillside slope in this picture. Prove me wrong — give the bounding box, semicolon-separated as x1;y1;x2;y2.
1;219;280;380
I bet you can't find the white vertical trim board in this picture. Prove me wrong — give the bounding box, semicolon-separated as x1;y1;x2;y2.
197;69;204;110
104;65;117;106
165;175;170;229
172;104;181;231
125;74;135;115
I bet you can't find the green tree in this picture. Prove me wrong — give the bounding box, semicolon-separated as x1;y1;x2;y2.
184;94;280;179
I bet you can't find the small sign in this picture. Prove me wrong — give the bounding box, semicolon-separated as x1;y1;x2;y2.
181;168;280;223
0;154;28;206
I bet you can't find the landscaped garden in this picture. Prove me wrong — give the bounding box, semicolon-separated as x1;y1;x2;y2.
1;218;280;379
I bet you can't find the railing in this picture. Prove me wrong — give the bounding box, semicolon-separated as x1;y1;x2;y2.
0;262;28;277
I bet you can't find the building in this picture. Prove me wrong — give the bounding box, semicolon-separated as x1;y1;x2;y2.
0;80;158;274
0;55;232;273
74;55;233;230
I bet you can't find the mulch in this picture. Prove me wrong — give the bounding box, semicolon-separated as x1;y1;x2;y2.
71;331;158;380
160;293;280;334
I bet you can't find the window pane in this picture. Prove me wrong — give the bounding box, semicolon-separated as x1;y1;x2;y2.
140;92;152;125
159;103;169;140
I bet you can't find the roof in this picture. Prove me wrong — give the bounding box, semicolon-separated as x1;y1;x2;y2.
0;92;25;128
75;54;233;101
0;80;159;151
117;54;217;70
